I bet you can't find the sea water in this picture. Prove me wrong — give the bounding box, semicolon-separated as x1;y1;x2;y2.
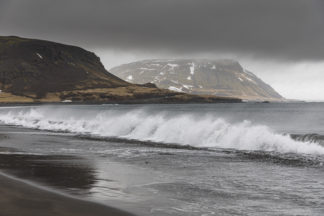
0;103;323;215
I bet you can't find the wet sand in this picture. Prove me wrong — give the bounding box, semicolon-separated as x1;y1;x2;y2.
0;172;135;216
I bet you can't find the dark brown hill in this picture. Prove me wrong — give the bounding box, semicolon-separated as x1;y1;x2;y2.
0;36;128;98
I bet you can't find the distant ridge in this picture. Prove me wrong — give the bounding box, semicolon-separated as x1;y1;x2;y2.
111;59;284;101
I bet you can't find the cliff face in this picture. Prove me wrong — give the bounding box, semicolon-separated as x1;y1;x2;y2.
110;59;284;101
0;36;127;98
0;36;240;103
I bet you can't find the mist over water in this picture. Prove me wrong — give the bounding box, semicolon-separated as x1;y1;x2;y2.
0;104;323;156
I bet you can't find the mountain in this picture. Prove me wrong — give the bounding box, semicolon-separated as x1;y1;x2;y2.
0;36;241;103
0;36;128;96
110;59;284;101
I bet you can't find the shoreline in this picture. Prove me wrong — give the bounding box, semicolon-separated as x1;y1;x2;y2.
0;98;243;106
0;171;135;216
0;100;311;107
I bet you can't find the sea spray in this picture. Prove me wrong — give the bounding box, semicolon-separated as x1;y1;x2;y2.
0;106;324;155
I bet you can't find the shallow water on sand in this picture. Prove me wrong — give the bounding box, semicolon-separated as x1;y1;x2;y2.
0;103;324;215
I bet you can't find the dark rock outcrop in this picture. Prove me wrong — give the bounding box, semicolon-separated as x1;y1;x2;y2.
0;36;127;98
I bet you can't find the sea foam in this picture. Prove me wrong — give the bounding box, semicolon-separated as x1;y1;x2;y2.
0;106;323;155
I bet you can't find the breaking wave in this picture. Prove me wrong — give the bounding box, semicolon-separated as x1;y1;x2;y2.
290;133;324;144
0;106;324;155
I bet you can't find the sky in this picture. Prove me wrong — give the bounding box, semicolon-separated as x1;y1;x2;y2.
1;0;324;100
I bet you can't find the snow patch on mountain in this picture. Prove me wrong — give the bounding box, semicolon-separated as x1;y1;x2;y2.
190;63;195;75
126;75;133;81
167;64;178;69
168;86;183;92
183;84;194;89
242;75;257;84
36;53;43;59
139;67;155;70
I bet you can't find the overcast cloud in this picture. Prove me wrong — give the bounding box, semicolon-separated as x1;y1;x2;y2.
1;0;324;100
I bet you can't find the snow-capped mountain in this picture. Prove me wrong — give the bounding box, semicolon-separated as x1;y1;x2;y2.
110;59;284;101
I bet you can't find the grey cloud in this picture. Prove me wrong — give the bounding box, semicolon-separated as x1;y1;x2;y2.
1;0;324;61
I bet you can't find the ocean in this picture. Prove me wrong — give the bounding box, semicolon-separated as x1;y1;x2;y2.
0;103;323;216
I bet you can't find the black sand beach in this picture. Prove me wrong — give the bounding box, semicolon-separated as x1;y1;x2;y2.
0;172;134;216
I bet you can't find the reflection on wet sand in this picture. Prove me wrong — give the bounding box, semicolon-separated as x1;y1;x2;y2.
0;147;96;194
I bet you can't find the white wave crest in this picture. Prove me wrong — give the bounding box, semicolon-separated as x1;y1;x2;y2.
0;106;324;155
